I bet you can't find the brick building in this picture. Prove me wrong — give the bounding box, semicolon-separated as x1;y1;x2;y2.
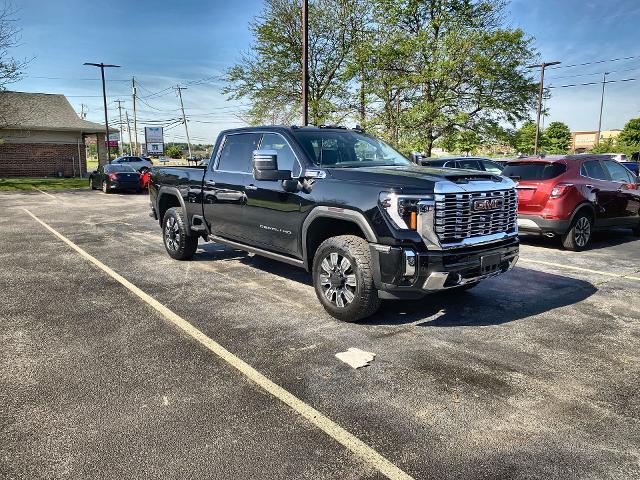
0;91;117;177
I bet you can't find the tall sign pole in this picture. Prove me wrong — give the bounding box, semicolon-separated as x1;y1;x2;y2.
301;0;309;126
176;85;192;158
84;62;121;163
527;60;561;155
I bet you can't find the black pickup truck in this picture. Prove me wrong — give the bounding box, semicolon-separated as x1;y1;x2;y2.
149;126;519;321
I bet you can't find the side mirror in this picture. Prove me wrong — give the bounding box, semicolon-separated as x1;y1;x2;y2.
252;149;291;181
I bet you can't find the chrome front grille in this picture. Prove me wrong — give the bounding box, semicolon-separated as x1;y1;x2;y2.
434;189;517;245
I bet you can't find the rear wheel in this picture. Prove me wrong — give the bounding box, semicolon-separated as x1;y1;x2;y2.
562;212;592;251
163;207;198;260
312;235;380;322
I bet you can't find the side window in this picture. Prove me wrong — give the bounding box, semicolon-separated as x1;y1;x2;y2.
260;133;300;176
581;161;609;181
603;160;633;183
353;139;379;162
217;133;262;173
456;159;481;171
482;160;503;174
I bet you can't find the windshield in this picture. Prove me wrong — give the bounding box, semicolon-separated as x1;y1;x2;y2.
502;162;566;180
292;130;411;168
107;165;137;173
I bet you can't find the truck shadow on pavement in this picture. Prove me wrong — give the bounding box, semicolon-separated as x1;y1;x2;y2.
198;244;597;327
519;229;639;251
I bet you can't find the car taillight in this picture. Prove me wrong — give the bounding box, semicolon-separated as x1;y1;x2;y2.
108;173;118;180
550;183;573;198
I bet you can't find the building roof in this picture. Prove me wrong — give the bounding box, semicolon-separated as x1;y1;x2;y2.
0;91;118;134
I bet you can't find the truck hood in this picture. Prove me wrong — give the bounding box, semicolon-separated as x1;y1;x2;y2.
324;164;509;191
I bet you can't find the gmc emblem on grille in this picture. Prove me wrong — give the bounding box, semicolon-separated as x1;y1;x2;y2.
472;198;503;211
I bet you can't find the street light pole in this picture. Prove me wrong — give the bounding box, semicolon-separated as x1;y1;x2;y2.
596;72;609;146
84;62;121;163
527;60;561;155
301;0;309;126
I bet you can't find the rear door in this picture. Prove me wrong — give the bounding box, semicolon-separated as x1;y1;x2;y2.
602;160;640;225
203;132;261;241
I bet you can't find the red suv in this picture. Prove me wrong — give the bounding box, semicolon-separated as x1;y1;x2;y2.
502;155;640;250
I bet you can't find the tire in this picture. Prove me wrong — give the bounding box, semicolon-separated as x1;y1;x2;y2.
312;235;380;322
102;181;109;194
162;207;198;261
562;212;592;251
89;177;96;190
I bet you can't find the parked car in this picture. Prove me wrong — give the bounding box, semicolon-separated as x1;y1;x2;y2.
149;126;519;322
140;169;151;190
602;153;627;162
418;156;504;174
89;164;142;193
502;155;640;250
111;155;153;172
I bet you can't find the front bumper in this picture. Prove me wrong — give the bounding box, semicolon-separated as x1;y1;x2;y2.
369;239;519;299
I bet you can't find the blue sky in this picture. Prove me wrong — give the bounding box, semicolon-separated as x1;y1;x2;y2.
9;0;640;144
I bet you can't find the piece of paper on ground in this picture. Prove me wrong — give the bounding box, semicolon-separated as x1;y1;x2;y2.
335;347;376;369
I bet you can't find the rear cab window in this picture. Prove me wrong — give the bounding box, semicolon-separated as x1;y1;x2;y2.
502;162;566;180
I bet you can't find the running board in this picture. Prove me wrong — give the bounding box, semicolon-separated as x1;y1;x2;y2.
208;235;305;269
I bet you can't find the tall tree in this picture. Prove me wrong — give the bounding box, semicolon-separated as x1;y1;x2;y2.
543;121;571;154
0;2;26;128
618;118;640;146
514;121;539;155
223;0;366;126
362;0;537;155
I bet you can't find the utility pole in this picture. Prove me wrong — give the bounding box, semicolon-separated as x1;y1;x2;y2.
175;85;192;158
84;62;121;163
125;110;133;155
596;72;609;146
114;99;125;156
301;0;309;126
132;77;139;156
80;103;87;119
527;60;561;155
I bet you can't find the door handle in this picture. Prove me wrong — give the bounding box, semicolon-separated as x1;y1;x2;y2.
245;184;258;191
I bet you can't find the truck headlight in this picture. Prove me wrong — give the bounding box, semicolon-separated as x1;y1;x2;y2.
378;192;434;231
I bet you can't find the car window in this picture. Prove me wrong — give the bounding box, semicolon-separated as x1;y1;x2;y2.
106;165;137;173
581;161;609;181
260;133;300;176
455;159;481;170
603;160;634;183
482;160;503;174
502;162;567;180
217;133;262;173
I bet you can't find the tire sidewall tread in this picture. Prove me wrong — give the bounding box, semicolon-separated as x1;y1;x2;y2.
163;207;198;261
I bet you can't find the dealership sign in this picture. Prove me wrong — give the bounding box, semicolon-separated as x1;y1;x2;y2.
145;127;164;154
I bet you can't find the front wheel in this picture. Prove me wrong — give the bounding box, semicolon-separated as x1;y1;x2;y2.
312;235;380;322
562;212;592;251
163;207;198;260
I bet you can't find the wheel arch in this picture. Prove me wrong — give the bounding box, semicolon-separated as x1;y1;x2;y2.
570;202;596;227
157;187;190;234
302;207;377;271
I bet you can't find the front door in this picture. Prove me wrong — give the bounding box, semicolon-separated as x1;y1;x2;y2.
242;132;305;257
202;132;261;241
602;160;640;226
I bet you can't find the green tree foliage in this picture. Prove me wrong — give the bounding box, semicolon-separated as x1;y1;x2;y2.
362;0;537;155
618;118;640;154
589;137;615;154
224;0;366;125
165;144;183;159
543;121;571;154
514;121;539;155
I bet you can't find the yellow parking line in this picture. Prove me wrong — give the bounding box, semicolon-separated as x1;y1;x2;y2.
519;258;640;282
22;208;414;480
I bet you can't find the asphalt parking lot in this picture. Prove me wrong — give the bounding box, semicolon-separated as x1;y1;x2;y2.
1;189;639;480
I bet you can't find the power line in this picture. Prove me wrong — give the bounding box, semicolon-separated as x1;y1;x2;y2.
548;77;636;89
547;54;640;70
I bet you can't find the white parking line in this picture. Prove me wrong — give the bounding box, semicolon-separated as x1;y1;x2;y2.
22;208;414;480
519;258;640;282
32;187;59;200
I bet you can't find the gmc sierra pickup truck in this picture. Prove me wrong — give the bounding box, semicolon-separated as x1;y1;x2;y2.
149;126;519;321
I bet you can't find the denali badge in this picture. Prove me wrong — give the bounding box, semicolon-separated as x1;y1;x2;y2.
472;198;503;211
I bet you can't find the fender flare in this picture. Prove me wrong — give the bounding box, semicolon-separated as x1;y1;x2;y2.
157;186;191;235
301;206;377;266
